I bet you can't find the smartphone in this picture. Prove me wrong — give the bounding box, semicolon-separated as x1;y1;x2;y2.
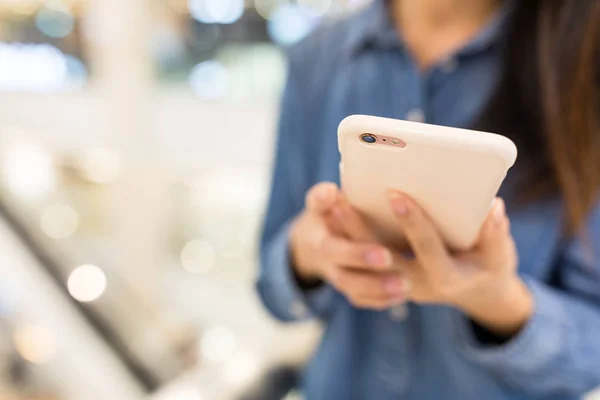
338;114;517;251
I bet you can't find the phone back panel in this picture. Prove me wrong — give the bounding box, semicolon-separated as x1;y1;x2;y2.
338;115;517;250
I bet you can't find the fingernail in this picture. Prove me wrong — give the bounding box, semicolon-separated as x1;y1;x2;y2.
383;278;404;294
365;249;393;267
317;188;331;202
493;199;505;224
389;192;408;216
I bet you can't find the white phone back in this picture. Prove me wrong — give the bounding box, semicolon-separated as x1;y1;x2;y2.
338;115;517;250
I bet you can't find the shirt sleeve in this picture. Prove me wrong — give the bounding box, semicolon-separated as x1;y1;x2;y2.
256;53;337;323
452;202;600;398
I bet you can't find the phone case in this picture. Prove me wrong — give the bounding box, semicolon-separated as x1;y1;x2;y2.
338;114;517;250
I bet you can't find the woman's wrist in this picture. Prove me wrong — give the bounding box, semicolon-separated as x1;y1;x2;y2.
458;277;534;337
289;216;323;284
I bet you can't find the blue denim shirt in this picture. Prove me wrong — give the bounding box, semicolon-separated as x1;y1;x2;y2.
257;1;600;399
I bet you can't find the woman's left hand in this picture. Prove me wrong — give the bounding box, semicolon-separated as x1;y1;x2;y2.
333;191;534;336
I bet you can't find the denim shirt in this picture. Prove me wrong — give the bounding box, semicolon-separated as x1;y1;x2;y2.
257;1;600;399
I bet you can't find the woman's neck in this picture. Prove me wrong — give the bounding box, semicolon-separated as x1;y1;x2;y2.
391;0;503;69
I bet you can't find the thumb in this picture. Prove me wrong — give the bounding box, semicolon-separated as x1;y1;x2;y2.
478;198;514;266
305;182;341;214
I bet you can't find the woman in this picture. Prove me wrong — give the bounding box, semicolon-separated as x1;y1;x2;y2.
258;0;600;399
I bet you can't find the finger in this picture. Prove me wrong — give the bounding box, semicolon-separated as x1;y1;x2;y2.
330;196;377;242
305;182;340;214
477;198;516;269
321;236;393;270
388;191;452;271
347;296;405;311
329;268;408;304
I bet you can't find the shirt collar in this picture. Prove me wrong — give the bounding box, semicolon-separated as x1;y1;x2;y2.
342;0;514;59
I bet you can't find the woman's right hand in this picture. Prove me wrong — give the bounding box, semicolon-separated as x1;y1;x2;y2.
289;183;408;310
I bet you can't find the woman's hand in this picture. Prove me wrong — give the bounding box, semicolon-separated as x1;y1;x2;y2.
333;191;534;335
289;183;409;310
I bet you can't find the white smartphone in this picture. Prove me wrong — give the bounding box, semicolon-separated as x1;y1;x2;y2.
338;114;517;251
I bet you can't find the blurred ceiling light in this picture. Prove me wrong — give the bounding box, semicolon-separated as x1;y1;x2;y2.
35;1;74;38
67;265;107;303
268;4;317;46
189;0;244;24
40;203;79;239
254;0;284;19
74;148;121;184
298;0;332;16
64;55;88;88
180;239;216;275
201;326;236;362
0;42;69;92
13;325;56;364
2;139;56;199
0;0;40;15
189;60;228;99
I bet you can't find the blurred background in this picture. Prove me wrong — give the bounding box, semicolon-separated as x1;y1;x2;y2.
0;1;599;400
0;0;373;399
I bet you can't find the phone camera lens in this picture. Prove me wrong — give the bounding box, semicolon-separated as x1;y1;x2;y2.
361;134;377;144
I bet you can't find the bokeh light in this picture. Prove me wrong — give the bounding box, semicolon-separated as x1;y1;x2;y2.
74;148;121;184
13;325;56;364
268;4;318;46
2;139;56;199
64;55;88;88
180;239;216;275
201;326;237;362
35;1;74;38
67;265;107;303
0;43;70;92
40;203;79;239
254;0;284;19
189;60;229;99
298;0;332;16
188;0;244;24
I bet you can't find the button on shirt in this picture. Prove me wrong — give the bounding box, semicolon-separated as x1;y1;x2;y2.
257;1;600;399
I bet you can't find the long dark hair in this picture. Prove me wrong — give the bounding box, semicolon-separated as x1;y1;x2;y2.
477;0;600;234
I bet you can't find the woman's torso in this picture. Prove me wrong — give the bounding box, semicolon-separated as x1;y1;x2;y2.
289;2;568;399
